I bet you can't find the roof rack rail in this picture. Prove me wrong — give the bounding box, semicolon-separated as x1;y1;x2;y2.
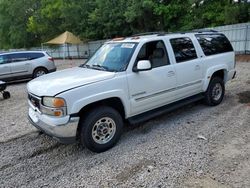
192;29;218;33
131;31;167;37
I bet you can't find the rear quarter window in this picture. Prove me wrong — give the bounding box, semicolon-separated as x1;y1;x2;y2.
195;34;233;56
28;53;45;60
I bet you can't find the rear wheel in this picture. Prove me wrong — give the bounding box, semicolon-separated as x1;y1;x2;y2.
204;77;225;106
79;106;123;153
33;68;48;78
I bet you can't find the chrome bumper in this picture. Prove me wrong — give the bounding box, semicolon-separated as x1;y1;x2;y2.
28;107;79;144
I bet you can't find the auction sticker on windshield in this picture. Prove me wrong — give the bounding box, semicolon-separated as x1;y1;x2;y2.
121;43;135;48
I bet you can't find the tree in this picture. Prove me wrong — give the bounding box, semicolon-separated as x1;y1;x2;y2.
0;0;39;49
0;0;249;49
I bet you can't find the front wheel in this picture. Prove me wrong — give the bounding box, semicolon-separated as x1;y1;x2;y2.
79;106;123;153
204;77;225;106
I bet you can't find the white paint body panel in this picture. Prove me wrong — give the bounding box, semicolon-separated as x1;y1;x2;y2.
27;32;236;139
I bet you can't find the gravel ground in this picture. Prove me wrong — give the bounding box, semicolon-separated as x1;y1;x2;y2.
0;60;249;188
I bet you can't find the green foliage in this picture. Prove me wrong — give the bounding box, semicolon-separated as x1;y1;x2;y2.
0;0;249;49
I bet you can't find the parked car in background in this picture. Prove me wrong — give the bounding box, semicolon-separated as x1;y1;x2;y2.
0;51;56;81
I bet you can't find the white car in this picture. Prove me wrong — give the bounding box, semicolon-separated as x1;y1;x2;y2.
0;51;56;81
27;31;236;152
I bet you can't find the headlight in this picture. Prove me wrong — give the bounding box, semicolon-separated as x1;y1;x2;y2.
41;97;67;117
42;97;66;108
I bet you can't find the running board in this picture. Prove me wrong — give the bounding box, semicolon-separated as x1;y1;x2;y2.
128;94;204;125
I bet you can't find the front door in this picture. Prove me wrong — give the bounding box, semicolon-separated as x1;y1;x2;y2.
127;40;177;116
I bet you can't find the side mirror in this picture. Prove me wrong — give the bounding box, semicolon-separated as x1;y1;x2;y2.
133;60;152;72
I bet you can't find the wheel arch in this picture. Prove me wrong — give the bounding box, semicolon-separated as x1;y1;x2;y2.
77;97;126;119
33;66;48;75
76;97;126;138
203;66;228;91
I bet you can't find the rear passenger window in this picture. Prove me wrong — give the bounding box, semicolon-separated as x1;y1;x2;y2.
195;34;233;56
170;37;197;63
9;53;29;63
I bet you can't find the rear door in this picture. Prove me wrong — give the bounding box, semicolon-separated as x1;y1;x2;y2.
169;37;203;99
9;53;31;77
0;55;12;80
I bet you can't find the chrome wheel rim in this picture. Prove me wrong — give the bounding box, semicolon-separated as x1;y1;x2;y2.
36;70;46;77
92;117;116;144
212;83;222;101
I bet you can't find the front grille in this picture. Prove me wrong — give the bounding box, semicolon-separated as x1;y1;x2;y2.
28;94;40;109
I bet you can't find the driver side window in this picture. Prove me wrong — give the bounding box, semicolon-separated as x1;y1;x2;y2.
136;40;169;68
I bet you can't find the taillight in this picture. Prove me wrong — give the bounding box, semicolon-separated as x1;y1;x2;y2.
48;57;54;62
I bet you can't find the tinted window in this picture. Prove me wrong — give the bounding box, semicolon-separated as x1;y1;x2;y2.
195;34;233;56
136;40;169;68
8;52;45;63
170;37;197;63
9;53;29;63
29;52;45;59
0;55;5;64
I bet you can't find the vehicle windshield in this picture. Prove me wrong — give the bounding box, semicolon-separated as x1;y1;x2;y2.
80;42;137;72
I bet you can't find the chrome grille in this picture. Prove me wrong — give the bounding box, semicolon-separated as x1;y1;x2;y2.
28;94;40;109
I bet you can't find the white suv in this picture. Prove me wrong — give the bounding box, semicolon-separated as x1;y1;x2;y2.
0;51;56;81
27;31;236;152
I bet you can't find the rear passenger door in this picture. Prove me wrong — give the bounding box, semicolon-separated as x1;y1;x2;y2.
169;37;203;99
9;53;31;77
0;55;12;80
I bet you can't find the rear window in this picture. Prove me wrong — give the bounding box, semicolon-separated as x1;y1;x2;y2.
195;34;233;56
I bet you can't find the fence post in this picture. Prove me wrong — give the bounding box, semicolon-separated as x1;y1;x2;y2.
245;25;248;55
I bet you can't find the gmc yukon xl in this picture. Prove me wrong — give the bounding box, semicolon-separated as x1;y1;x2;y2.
27;31;236;152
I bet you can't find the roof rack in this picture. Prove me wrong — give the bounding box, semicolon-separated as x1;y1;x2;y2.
192;29;218;33
130;29;218;38
131;31;168;37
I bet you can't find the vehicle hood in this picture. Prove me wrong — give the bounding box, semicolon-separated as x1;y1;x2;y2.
27;67;115;96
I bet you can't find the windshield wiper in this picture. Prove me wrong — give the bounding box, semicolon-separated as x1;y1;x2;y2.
80;64;116;72
91;64;109;71
79;64;91;68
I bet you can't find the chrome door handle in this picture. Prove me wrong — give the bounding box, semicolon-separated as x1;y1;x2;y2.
167;71;175;77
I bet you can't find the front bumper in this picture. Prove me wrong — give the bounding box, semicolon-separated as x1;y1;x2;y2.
28;106;79;144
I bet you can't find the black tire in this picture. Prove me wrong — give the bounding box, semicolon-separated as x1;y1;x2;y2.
33;68;48;78
204;77;225;106
79;106;123;153
3;91;10;99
